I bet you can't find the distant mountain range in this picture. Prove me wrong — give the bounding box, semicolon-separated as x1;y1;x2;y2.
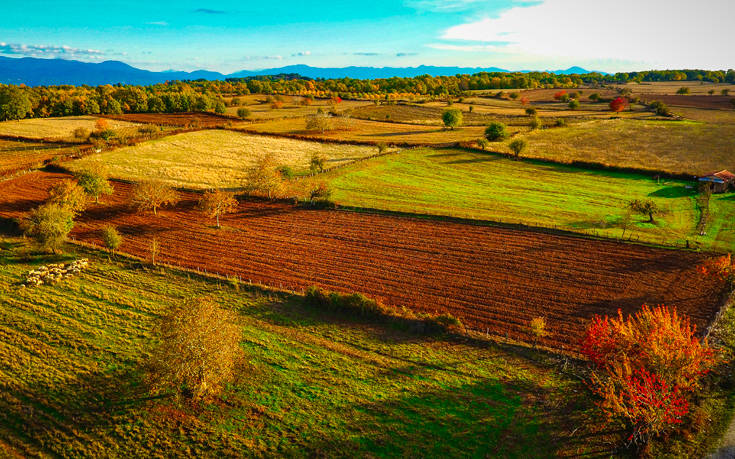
0;56;603;86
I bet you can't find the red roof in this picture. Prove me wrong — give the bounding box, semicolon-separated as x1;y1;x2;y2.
705;170;735;181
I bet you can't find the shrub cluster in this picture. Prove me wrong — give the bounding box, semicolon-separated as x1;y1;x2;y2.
305;287;462;334
581;305;719;445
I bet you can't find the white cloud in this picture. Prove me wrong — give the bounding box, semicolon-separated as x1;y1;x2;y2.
291;51;311;57
406;0;488;12
242;55;283;61
0;42;106;59
428;43;501;52
441;0;735;70
146;21;169;26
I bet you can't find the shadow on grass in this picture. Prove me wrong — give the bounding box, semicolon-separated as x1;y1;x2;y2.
278;378;621;458
647;186;698;198
0;368;163;455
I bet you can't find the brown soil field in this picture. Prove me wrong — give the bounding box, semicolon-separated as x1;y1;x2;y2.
0;140;81;178
0;172;726;352
637;94;735;110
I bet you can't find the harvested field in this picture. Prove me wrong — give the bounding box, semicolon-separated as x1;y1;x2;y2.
518;118;735;175
245;117;488;145
0;116;139;141
102;112;237;128
0;172;726;352
67;130;383;188
0;139;75;178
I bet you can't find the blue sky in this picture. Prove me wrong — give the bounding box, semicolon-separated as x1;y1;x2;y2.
1;0;732;73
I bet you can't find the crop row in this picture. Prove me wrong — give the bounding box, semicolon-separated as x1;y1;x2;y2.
0;172;725;351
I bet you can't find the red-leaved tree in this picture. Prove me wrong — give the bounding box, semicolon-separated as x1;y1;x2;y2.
553;90;567;101
609;97;628;113
581;305;718;445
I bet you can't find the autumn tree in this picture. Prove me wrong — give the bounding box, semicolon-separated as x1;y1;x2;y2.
309;153;327;175
442;109;463;130
131;180;178;215
19;203;74;253
581;305;718;445
309;182;332;204
246;154;283;199
75;167;113;203
305;112;334;133
609;97;628;113
198;190;238;228
628;199;661;223
146;297;242;400
484;122;508;141
101;225;122;256
529;317;548;348
47;179;88;215
508;138;527;159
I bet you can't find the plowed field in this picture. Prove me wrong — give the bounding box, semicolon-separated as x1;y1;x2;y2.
0;172;726;351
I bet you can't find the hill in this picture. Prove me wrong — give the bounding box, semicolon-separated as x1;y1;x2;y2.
0;56;596;86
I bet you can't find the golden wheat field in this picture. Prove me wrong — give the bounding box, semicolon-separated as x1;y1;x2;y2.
0;116;140;141
67;129;382;188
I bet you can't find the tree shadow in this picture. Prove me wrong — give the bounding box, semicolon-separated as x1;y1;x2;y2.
647;186;697;198
281;378;621;458
1;367;162;454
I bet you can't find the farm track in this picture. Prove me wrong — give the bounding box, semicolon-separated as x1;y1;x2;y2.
0;171;726;352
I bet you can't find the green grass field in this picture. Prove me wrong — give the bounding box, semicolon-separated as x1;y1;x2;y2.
321;147;735;251
0;238;604;457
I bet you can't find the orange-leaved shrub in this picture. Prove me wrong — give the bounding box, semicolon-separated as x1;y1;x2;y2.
581;304;719;444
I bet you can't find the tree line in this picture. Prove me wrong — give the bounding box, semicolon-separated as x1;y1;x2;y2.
2;68;734;120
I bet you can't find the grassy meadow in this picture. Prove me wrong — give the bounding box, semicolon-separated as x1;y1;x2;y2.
68;130;382;188
0;238;608;457
319;147;735;251
0;116;140;141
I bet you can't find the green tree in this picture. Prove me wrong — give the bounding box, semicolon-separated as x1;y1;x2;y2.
568;99;580;110
310;153;327;174
214;100;226;114
20;203;74;253
525;107;537;116
236;107;250;119
676;87;690;95
101;225;122;255
628;199;661;223
442;109;463;130
0;86;33;121
75;168;113;203
509;138;527;158
484;122;508;141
